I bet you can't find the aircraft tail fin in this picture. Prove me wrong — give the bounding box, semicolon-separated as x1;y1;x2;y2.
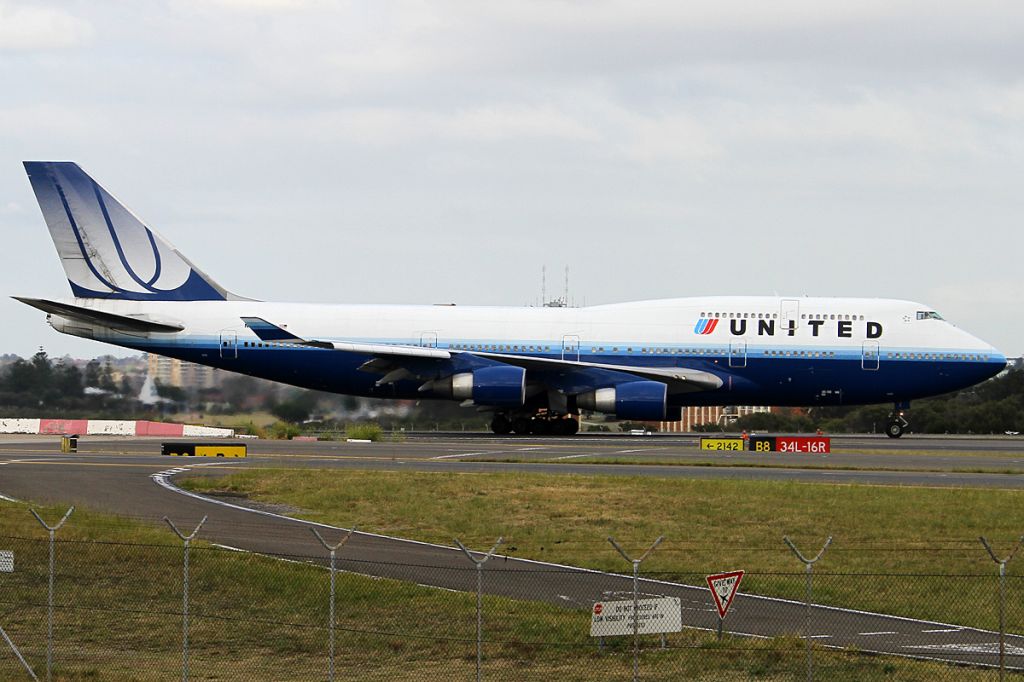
23;161;237;301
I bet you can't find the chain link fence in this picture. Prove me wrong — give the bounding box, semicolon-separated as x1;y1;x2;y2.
0;518;1022;680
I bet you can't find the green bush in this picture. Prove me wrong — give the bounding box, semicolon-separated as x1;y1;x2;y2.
269;421;301;439
346;422;383;441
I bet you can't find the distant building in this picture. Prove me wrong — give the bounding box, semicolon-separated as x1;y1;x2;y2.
147;354;220;390
658;405;772;433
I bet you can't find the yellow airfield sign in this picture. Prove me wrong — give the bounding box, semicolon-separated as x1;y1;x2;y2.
699;437;746;451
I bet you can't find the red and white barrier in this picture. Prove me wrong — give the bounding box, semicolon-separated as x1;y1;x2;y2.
0;419;234;438
0;419;41;434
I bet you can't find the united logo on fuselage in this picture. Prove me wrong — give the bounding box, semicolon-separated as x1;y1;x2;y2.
694;317;884;338
694;319;719;335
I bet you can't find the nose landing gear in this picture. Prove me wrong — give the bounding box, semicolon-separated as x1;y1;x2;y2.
886;404;909;438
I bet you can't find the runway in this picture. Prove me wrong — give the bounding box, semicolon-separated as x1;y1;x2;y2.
1;433;1022;670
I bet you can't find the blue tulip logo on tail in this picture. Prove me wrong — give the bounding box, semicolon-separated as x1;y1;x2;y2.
23;161;230;301
694;319;719;335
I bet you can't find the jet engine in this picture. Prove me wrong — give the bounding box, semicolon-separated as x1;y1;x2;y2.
422;365;526;407
577;380;668;421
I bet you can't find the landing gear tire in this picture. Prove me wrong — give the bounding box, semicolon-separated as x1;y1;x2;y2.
554;418;580;436
511;417;532;435
490;415;512;435
885;421;904;439
531;419;551;436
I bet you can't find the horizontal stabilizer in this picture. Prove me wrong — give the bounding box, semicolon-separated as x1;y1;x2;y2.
13;297;184;333
241;317;333;349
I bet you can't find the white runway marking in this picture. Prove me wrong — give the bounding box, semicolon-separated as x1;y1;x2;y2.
922;628;963;633
859;631;898;636
431;451;498;460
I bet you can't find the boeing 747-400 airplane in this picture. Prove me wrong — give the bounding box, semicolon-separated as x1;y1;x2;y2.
15;162;1006;436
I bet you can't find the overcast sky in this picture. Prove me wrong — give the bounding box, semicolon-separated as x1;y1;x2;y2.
1;0;1022;358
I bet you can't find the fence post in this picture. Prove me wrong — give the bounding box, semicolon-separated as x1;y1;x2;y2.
454;537;503;682
29;507;73;682
783;536;832;682
608;536;664;682
164;516;206;682
979;535;1024;681
311;527;357;682
0;625;38;681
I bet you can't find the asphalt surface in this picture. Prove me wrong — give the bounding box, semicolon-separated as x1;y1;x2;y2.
1;433;1022;670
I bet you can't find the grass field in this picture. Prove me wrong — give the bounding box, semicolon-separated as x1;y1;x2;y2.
1;500;1000;681
178;468;1024;634
467;453;1024;474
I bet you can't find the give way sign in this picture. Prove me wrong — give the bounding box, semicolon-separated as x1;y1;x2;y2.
706;570;744;618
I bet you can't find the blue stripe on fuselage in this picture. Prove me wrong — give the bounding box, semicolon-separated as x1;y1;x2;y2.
109;334;1005;408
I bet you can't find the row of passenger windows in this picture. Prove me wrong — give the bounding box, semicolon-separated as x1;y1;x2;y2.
228;341;288;348
701;312;778;319
888;352;988;361
764;350;836;358
699;311;865;321
451;344;553;352
804;314;864;321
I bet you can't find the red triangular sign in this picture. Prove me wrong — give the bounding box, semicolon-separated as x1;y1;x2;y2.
706;570;744;618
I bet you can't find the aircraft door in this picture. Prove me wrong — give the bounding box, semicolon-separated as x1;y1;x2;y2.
561;335;580;362
780;299;800;336
729;341;747;368
219;333;237;359
420;332;438;348
862;341;880;371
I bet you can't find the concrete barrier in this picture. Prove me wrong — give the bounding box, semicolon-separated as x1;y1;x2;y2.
39;419;89;435
182;424;235;438
135;421;185;437
0;419;41;434
86;420;137;436
0;418;233;438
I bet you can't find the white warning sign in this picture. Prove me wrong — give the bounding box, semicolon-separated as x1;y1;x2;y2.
590;597;682;637
706;570;744;618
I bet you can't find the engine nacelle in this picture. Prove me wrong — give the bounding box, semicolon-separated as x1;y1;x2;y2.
577;380;668;421
424;366;526;408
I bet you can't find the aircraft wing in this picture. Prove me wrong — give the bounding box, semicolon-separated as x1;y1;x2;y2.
469;352;723;394
13;297;185;333
241;317;720;394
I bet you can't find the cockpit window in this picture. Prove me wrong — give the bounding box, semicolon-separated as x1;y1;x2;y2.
916;311;944;321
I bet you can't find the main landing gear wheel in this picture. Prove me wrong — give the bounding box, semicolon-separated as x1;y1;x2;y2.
554;418;580;436
885;421;904;439
490;415;512;435
491;413;580;436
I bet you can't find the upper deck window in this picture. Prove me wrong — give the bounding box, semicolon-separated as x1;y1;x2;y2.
916;311;944;321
